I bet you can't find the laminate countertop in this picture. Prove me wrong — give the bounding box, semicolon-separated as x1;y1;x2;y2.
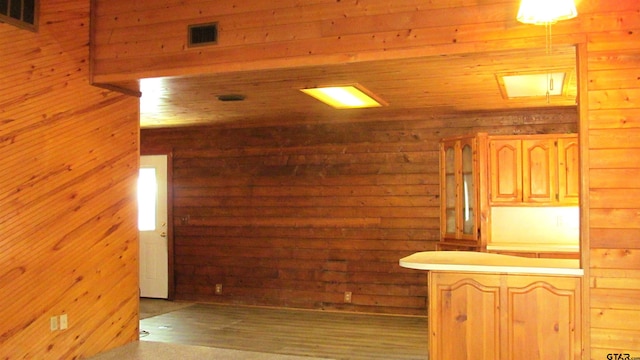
399;251;583;276
486;243;579;253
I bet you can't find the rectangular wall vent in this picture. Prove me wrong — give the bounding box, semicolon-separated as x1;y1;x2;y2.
188;22;218;47
0;0;38;31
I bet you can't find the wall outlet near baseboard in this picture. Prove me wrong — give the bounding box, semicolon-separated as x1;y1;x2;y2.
215;283;223;295
344;291;352;303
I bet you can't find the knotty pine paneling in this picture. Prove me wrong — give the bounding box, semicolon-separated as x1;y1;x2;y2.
90;0;575;82
587;16;640;356
95;0;640;356
0;1;140;358
141;108;576;315
91;1;630;84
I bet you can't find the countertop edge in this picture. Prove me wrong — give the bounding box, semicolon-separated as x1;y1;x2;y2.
399;251;584;276
399;260;584;276
486;244;579;253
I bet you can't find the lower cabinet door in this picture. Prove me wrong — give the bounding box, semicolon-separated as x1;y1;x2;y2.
429;272;501;360
428;272;582;360
504;275;582;360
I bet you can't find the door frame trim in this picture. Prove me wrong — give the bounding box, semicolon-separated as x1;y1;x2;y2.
140;149;175;300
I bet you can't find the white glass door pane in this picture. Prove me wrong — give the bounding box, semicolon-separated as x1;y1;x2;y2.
138;167;157;231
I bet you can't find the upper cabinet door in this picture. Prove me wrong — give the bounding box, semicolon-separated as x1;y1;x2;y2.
557;137;580;204
489;139;522;203
460;138;477;237
489;134;578;206
522;139;557;203
439;135;481;244
441;141;458;238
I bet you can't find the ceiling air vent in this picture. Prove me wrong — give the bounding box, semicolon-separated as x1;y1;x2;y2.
217;94;245;102
188;22;218;47
0;0;38;31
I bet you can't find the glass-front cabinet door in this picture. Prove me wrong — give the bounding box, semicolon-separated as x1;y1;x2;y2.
443;143;457;236
439;134;482;247
460;138;476;237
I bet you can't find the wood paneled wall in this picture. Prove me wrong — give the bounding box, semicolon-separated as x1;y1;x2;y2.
90;0;584;85
95;0;640;357
0;1;140;358
141;109;577;315
586;25;640;357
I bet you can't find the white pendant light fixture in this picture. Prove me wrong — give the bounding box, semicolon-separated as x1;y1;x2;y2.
516;0;577;102
516;0;577;25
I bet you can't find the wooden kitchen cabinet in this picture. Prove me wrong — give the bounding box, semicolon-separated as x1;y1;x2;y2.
429;271;582;360
557;136;580;204
439;133;579;256
429;272;501;359
504;274;582;360
523;138;557;203
438;134;489;250
489;134;578;205
489;139;522;203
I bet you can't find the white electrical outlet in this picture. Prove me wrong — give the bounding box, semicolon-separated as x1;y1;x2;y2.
50;316;59;331
215;283;223;295
344;291;352;303
59;314;68;330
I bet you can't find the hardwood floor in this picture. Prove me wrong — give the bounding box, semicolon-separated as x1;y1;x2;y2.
139;298;195;320
139;301;428;360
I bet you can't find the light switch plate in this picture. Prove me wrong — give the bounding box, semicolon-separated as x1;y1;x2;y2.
59;314;68;330
50;316;59;331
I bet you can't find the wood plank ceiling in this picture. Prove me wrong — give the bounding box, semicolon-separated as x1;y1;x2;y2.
137;45;577;128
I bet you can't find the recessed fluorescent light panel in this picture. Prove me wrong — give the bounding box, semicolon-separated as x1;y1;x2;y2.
300;85;386;109
498;72;568;99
